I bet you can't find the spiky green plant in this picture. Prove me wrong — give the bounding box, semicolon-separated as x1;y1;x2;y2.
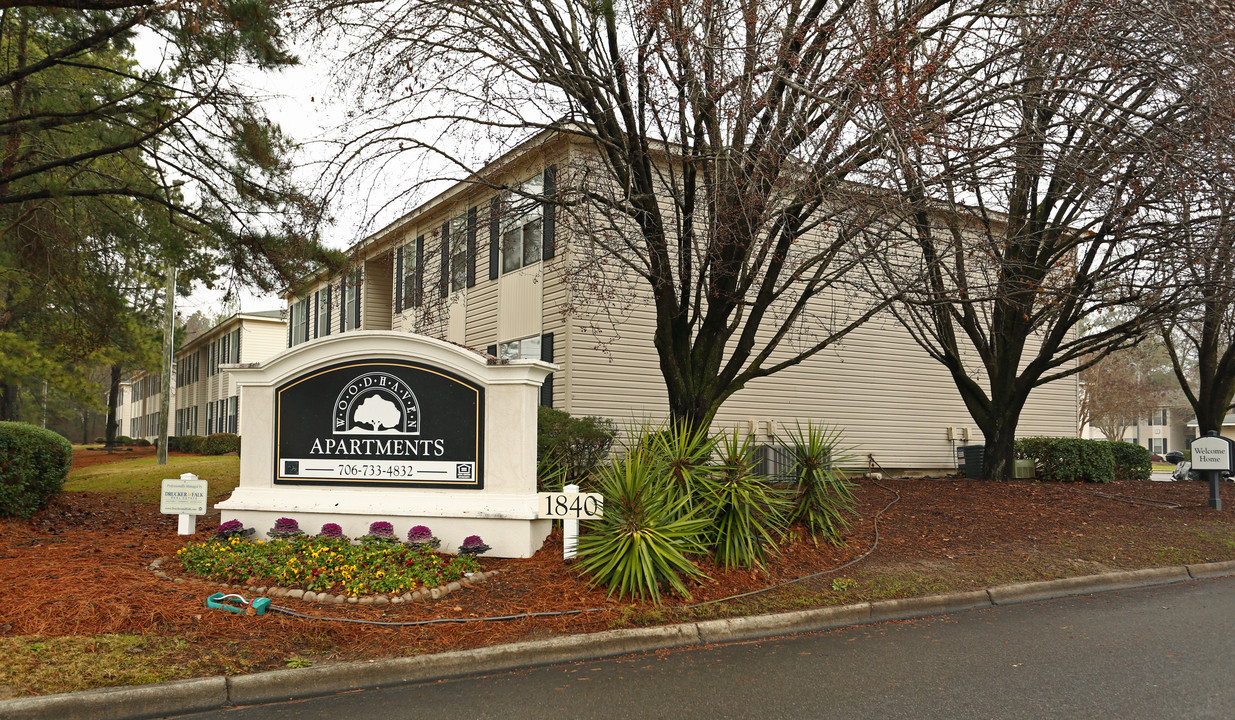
649;421;717;503
779;422;858;543
574;448;711;603
700;429;792;570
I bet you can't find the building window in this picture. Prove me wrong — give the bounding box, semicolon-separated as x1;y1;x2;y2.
1148;409;1167;426
499;335;542;361
399;239;421;310
501;176;543;274
1150;438;1167;455
344;270;362;331
450;215;469;292
315;289;331;338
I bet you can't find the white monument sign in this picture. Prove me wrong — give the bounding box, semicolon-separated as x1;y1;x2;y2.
161;473;208;535
1190;436;1233;471
215;332;556;558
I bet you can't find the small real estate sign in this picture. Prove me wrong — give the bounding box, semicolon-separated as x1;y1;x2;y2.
160;474;208;515
274;359;485;489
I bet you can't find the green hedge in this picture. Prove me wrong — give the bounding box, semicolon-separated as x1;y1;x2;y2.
1107;441;1153;481
0;422;73;518
200;433;240;456
537;407;615;489
1015;437;1115;483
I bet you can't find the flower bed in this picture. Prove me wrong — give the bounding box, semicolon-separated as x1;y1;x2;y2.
177;536;480;596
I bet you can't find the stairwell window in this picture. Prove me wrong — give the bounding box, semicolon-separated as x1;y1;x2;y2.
499;335;541;361
501;176;543;274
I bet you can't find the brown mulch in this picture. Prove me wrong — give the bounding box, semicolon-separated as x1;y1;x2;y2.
3;450;1235;680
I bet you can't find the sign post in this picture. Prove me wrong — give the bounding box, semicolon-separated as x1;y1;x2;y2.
161;473;208;534
1189;432;1233;511
538;484;604;560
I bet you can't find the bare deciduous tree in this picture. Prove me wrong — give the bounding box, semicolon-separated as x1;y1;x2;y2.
307;0;995;430
869;0;1219;479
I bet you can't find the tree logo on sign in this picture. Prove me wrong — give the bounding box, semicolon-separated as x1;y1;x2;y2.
333;372;420;435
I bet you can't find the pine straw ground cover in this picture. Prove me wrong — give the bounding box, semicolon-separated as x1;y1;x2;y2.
3;449;1235;698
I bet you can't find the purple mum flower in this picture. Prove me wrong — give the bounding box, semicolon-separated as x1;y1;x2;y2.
217;519;244;535
458;535;490;556
273;517;300;532
367;521;395;538
319;523;344;538
407;525;433;542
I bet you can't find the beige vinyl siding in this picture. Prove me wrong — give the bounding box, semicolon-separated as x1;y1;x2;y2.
239;320;287;364
363;256;394;330
568;293;1077;469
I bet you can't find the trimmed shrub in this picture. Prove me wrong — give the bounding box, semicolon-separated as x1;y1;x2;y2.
536;407;616;489
114;435;133;446
134;438;152;447
179;435;204;454
0;422;73;518
1016;437;1114;483
200;433;240;456
1108;441;1153;481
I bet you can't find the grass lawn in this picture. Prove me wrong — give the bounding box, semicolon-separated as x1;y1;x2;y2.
64;455;240;504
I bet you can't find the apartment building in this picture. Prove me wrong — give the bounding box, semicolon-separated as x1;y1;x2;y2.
283;130;1078;472
118;311;287;441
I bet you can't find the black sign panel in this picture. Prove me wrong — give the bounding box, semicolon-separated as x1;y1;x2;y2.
274;360;484;488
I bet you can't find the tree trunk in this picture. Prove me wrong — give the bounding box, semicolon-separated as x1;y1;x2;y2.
0;382;18;421
980;422;1020;483
105;363;121;449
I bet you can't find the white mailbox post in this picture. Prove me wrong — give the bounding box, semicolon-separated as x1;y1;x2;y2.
1190;432;1234;510
161;473;209;535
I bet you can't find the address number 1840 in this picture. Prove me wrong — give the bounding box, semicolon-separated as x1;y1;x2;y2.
538;492;604;519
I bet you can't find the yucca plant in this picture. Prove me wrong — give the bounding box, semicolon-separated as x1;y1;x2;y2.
779;422;858;544
574;448;712;603
700;429;792;570
649;421;717;504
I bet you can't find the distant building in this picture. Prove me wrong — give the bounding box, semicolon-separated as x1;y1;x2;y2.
1081;405;1194;456
117;311;287;441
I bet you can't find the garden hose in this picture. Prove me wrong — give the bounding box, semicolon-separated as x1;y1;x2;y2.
265;480;902;627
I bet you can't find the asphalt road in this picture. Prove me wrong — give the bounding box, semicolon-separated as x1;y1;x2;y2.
178;576;1235;719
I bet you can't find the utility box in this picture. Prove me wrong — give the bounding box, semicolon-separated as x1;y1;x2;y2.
1013;459;1036;479
962;445;985;479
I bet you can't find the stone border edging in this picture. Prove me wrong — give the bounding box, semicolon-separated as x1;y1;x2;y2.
6;560;1235;720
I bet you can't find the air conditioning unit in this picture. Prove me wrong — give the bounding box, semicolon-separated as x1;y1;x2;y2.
1013;459;1036;479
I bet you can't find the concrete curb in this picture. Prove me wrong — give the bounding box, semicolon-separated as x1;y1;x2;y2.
6;561;1235;719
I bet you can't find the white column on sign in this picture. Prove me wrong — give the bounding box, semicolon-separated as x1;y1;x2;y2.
563;483;579;560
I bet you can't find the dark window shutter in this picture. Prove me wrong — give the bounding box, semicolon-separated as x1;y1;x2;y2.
486;344;497;358
324;285;332;336
414;235;425;307
338;281;347;333
353;271;362;329
313;293;320;339
540;331;555;407
489;197;500;281
395;246;404;314
440;221;450;298
466;206;477;288
236;328;242;361
542;165;557;261
287;310;292;348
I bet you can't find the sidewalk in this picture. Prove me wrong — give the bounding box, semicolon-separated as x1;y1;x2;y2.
6;558;1235;720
